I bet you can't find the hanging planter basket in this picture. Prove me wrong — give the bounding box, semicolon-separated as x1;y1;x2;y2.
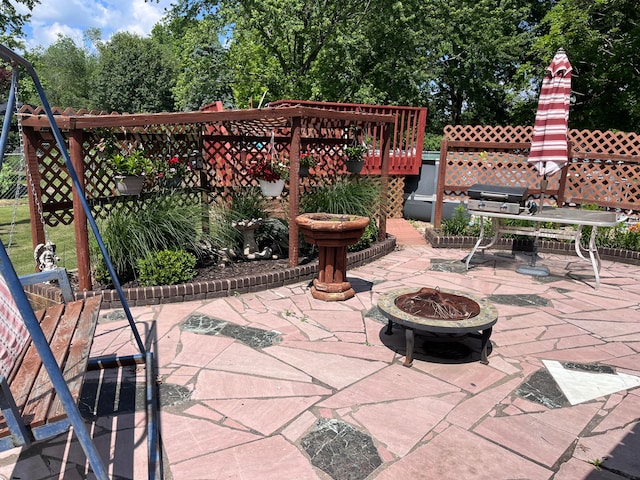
115;175;146;195
345;159;365;174
258;179;285;197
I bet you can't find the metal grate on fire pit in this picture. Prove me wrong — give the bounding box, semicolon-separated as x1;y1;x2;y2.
394;287;480;321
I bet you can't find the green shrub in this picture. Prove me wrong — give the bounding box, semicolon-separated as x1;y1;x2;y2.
208;187;280;255
442;204;471;236
137;249;196;286
349;218;378;252
229;187;269;221
91;193;211;283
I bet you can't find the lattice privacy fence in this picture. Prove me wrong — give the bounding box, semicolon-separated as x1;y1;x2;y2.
18;107;409;231
434;125;640;226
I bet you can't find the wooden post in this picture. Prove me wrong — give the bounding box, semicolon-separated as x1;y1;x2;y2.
288;117;302;267
69;130;92;291
22;128;46;269
433;137;449;228
378;122;391;241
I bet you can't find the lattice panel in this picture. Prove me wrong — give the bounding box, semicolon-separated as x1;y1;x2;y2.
27;131;74;226
568;129;640;156
564;160;640;209
442;150;543;196
440;125;640;214
444;125;533;144
445;124;640;158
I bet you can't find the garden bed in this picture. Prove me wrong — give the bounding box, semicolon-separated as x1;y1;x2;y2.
423;224;640;265
70;235;397;308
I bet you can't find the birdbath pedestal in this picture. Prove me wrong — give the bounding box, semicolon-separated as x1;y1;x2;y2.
295;213;370;301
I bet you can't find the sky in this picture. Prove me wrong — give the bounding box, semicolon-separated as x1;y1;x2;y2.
19;0;175;51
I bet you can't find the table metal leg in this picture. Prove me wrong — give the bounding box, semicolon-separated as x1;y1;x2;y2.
573;226;602;289
466;217;500;269
588;226;602;288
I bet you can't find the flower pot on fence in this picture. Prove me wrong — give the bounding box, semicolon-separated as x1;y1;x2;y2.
258;179;285;197
345;159;364;174
115;175;146;195
160;176;182;189
299;166;310;178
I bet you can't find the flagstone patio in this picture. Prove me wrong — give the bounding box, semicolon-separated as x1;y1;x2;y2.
1;218;639;479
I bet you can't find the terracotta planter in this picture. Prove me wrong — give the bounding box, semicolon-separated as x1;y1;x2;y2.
115;175;145;195
295;213;370;301
258;179;285;197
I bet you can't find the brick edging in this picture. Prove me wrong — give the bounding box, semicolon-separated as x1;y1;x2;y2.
424;225;640;265
72;235;397;308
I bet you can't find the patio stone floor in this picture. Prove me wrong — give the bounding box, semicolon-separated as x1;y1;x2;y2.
1;218;640;479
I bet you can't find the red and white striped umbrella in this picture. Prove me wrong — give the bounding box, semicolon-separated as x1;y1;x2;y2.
528;48;572;176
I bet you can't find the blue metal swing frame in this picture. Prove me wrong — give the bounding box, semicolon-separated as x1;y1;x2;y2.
0;44;161;480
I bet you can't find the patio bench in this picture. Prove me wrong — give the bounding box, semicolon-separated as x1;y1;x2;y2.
0;281;102;450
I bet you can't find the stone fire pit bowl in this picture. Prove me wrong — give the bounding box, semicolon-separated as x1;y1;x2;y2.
295;213;370;301
378;287;498;366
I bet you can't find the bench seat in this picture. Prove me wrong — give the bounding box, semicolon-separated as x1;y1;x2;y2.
0;295;101;449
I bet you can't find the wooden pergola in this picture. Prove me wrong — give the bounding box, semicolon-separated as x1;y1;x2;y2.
19;106;396;291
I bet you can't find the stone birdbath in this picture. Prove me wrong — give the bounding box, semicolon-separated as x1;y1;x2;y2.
295;212;370;301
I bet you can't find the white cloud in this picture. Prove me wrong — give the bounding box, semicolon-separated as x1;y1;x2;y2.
23;0;173;50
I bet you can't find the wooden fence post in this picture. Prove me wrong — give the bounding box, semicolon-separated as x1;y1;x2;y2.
69;129;91;291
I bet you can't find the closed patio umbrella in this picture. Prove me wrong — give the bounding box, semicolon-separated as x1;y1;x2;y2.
519;48;572;277
528;48;572;208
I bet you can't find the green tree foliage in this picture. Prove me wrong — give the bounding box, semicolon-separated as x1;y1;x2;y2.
0;0;39;48
170;0;377;105
419;0;537;130
26;35;96;109
533;0;640;131
93;32;176;113
171;18;234;110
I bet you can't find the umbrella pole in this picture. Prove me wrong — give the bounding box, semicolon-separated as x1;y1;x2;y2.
516;171;550;277
539;173;548;212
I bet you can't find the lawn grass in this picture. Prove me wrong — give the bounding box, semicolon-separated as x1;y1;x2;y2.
0;199;78;276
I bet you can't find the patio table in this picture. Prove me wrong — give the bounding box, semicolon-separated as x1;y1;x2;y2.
465;207;620;288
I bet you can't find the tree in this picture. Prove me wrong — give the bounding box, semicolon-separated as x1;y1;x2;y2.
92;32;177;113
27;35;96;109
171;18;234;110
533;0;640;131
418;0;541;131
0;0;39;48
168;0;378;105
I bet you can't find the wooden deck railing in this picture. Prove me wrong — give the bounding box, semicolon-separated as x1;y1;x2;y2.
268;100;428;175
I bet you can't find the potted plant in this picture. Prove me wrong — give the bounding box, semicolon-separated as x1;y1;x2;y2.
343;144;368;174
111;149;155;195
157;155;192;189
246;153;289;196
299;151;319;178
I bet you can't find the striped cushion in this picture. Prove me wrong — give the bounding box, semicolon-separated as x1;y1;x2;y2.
0;274;29;379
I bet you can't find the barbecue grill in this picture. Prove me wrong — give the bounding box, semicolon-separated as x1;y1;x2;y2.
467;184;529;214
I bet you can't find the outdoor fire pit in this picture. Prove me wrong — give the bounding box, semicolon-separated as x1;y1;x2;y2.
295;213;370;301
378;287;498;366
